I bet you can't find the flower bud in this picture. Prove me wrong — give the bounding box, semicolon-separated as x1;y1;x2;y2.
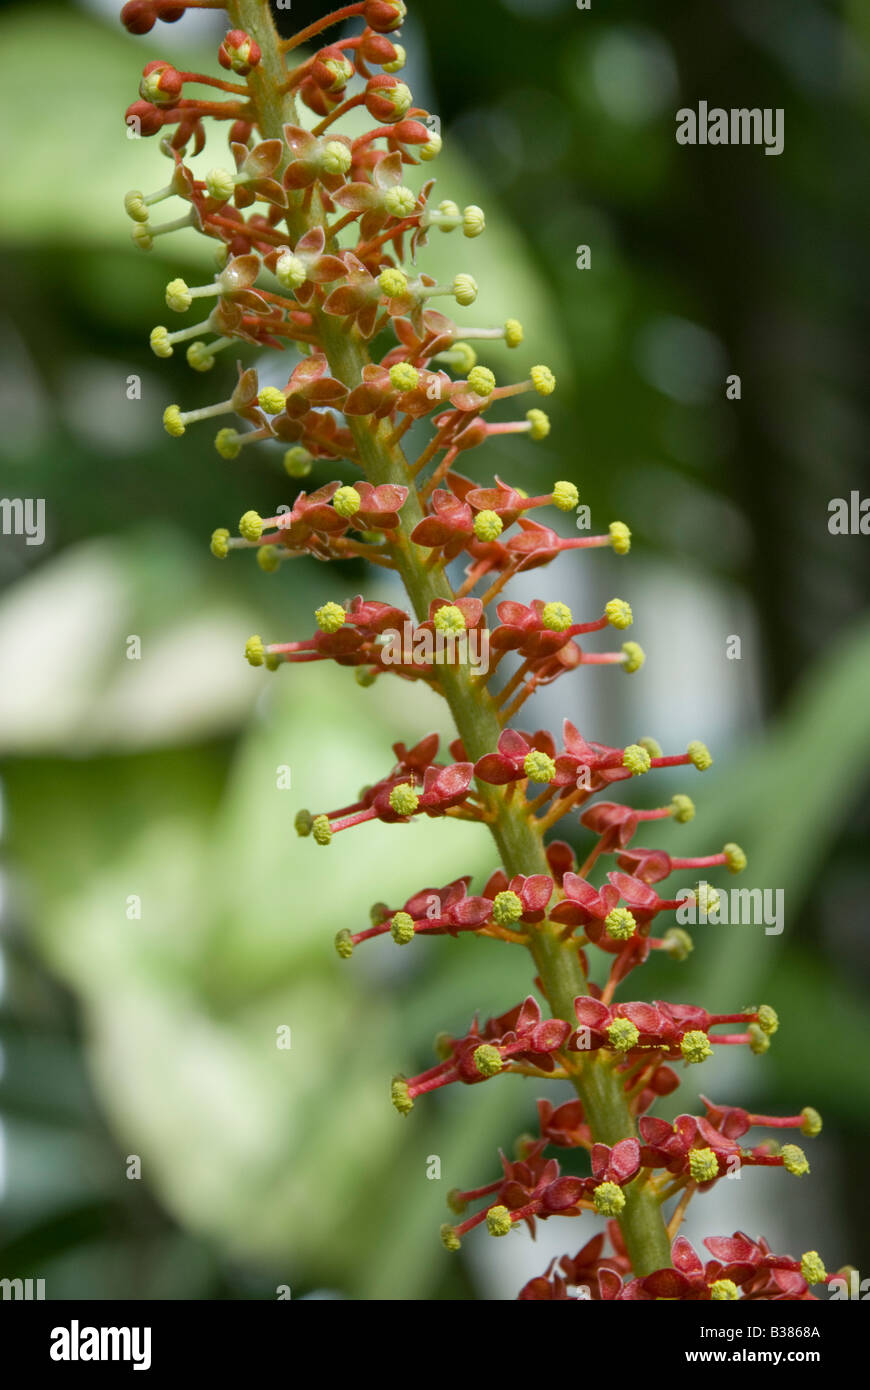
165;278;192;313
275;252;308;290
463;205;486;238
321;140;352;177
486;1204;513;1236
219;30;262;76
124;190;150;223
526;408;550;441
258;386;287;415
621;641;645;674
364;0;407;34
315;603;346;634
604;908;636;942
284;447;313;478
607;1018;640;1051
452;274;478;307
140;61;183;107
530;364;556;396
205;168;236;202
467;365;496;397
365;75;413;122
605;598;633;630
593;1182;625;1217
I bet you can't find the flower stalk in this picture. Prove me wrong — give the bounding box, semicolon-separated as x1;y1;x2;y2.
121;0;838;1299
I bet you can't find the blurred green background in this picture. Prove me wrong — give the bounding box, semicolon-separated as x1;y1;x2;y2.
0;0;868;1300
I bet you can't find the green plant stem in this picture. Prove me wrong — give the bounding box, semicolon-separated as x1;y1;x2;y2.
226;0;671;1278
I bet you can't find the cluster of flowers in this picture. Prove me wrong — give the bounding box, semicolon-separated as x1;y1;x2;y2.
122;0;840;1300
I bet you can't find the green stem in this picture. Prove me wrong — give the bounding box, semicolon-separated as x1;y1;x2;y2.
226;0;671;1279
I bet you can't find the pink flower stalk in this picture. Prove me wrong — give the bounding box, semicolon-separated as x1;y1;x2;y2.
121;0;841;1300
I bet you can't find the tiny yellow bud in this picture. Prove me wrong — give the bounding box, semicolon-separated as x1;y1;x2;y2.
205;168;236;202
662;928;694;961
315;602;346;634
621;642;645;673
638;735;663;758
187;342;216;372
463;205;486;238
523;750;556;783
452;274;478;306
607;1018;640;1051
541;601;573;632
210;528;230;559
131;223;153;251
552;481;578;511
275;252;307;290
390;911;416;945
295;810;313;838
605;598;633;630
258;386;287;415
473;509;503;542
492;890;523;926
604;907;637;942
623;744;651;776
215;428;242;459
486;1205;513;1237
800;1107;822;1138
709;1279;740;1301
530;364;556;396
322;139;352;175
312;815;332;847
333;486;362;518
391;1076;413;1115
389;361;420;392
781;1144;810;1177
687;740;713;770
473;1044;503;1078
334;929;354;959
609;520;632;555
440;1223;461;1251
284;446;313;478
800;1252;827;1285
756;1004;779;1035
384;185;416;218
504;318;524;348
389;783;420;816
124;190;149;223
593;1182;625;1217
382;44;406;74
165;277;193;313
419;131;442;161
257;545;280;574
681;1030;713;1064
433;604;467;635
378;268;409;299
526;408;550;441
670;794;695;823
149;326;173;358
245;634;265;667
163;405;185;437
688;1147;720;1183
467;365;496;397
239;510;263;542
724;842;747;873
